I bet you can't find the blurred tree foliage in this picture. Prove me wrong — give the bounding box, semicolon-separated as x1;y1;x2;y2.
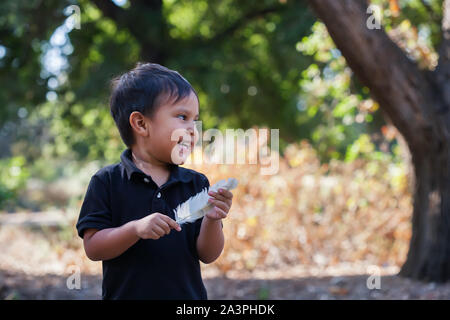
0;0;443;209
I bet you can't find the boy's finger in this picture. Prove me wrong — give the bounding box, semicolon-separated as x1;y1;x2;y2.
209;193;232;208
149;230;160;239
214;206;228;219
208;198;229;213
208;190;229;203
156;219;171;234
161;215;181;231
218;188;233;199
153;225;166;237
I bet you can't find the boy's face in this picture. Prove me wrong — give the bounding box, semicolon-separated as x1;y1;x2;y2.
140;90;199;165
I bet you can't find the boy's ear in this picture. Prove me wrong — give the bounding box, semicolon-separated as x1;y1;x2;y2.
129;111;150;137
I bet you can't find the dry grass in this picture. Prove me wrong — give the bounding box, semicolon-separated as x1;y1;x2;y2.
190;140;412;276
0;140;413;280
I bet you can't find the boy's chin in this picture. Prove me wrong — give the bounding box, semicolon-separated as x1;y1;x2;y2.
170;158;189;166
170;147;192;165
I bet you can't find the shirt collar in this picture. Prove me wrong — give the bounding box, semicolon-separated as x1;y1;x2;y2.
120;149;193;185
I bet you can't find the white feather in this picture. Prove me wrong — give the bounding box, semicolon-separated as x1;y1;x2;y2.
174;178;239;225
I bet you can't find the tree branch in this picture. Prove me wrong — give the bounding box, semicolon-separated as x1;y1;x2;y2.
90;1;290;62
129;0;162;10
90;0;128;25
208;4;287;43
307;0;442;151
90;0;166;62
419;0;441;24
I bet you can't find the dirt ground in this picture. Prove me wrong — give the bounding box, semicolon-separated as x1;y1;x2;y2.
1;266;449;300
0;219;449;300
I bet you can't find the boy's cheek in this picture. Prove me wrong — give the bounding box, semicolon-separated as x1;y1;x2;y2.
193;128;200;145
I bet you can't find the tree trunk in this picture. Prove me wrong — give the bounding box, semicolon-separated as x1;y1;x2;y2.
308;0;450;282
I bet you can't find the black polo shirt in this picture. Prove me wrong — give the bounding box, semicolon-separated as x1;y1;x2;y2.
76;149;212;300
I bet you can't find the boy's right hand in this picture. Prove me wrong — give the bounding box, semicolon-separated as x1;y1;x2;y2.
134;212;181;240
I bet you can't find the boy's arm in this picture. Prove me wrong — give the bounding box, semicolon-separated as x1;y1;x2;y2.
83;213;181;261
83;221;139;261
196;188;233;264
196;217;225;264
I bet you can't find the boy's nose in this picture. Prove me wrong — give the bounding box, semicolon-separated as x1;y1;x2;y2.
190;126;200;145
187;122;197;135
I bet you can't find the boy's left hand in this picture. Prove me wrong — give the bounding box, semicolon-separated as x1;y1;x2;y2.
206;188;233;220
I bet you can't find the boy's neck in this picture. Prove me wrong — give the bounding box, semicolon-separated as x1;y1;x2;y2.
130;146;171;180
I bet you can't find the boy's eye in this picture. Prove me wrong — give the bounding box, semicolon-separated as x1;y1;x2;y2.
177;114;187;120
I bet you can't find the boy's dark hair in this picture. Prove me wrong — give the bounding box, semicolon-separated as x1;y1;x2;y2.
109;62;197;147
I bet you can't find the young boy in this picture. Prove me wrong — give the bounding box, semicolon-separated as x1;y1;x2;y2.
76;63;234;300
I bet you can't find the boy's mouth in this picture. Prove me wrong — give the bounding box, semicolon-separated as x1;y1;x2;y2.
177;136;193;154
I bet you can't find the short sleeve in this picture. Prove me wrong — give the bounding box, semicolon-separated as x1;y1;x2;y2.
76;175;113;238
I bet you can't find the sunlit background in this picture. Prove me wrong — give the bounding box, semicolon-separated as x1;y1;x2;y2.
0;0;448;299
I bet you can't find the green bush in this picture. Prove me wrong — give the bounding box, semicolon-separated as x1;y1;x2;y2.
0;156;30;210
